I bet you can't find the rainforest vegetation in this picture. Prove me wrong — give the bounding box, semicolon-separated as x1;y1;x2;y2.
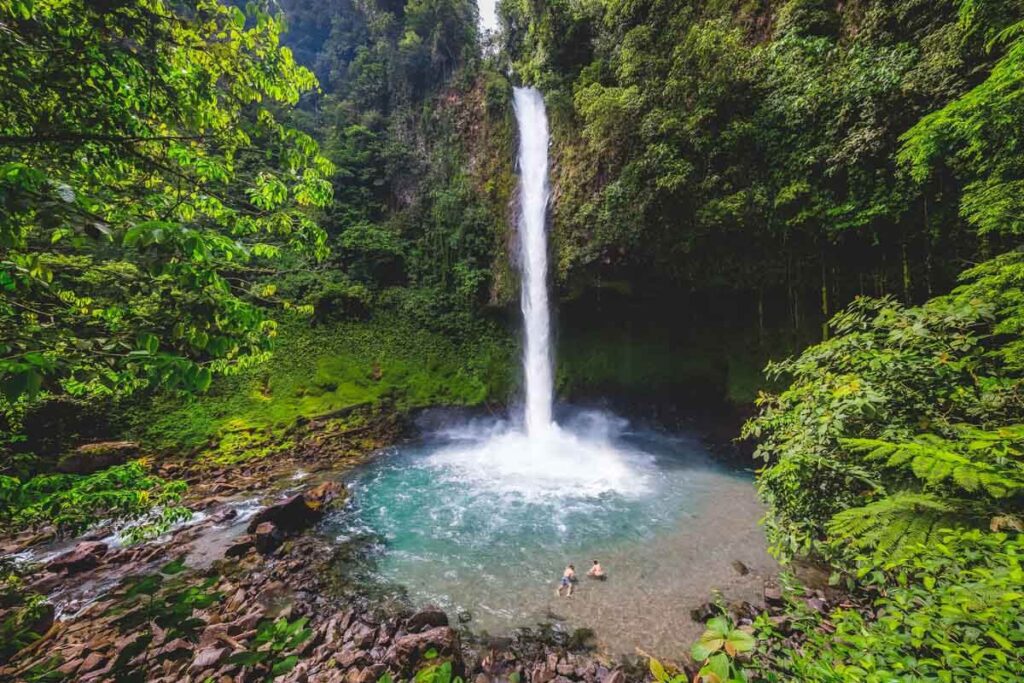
2;0;1024;681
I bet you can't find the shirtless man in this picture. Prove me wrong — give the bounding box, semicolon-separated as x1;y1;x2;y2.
586;559;606;580
556;564;577;597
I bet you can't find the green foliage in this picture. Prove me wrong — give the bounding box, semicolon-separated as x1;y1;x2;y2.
228;616;313;681
101;559;223;680
501;0;1024;325
684;615;756;683
278;0;512;312
744;251;1024;563
900;11;1024;235
133;312;513;460
0;0;333;404
0;582;50;664
751;529;1024;682
0;461;188;539
414;656;464;683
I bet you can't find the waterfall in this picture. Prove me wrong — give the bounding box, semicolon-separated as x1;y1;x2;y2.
513;87;554;436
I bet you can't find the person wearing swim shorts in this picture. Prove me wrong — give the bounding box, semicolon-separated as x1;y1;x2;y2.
556;564;577;597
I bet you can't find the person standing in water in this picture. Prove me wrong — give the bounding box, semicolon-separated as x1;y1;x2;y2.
557;564;577;597
587;559;606;580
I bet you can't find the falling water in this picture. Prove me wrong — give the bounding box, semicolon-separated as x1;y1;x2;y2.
513;87;554;436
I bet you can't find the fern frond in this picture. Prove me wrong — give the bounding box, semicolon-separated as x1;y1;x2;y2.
841;436;1024;498
827;492;961;563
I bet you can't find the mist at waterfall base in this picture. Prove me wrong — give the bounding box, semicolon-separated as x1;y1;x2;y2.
321;88;771;654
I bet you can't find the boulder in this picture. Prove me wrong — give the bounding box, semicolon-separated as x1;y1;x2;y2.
254;521;283;554
247;482;344;534
47;541;108;574
406;605;449;633
57;441;138;475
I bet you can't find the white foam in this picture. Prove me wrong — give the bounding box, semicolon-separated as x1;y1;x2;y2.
425;421;653;500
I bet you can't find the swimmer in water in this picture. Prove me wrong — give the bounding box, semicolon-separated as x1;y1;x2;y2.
556;564;577;597
586;559;606;580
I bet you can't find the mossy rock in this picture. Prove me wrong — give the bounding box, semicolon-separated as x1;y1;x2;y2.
56;440;139;475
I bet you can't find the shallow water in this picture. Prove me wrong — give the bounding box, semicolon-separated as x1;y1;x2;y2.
325;410;774;657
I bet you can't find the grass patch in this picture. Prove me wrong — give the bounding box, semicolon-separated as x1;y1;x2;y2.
131;313;514;460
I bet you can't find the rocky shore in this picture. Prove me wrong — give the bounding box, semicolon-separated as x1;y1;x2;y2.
0;471;638;682
0;407;813;683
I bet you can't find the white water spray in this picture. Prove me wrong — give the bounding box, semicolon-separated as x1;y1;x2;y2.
513;87;554;436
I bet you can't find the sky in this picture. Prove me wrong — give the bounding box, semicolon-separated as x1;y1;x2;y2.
478;0;499;34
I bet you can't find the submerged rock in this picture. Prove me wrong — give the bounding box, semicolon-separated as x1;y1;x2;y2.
406;605;449;632
57;441;138;475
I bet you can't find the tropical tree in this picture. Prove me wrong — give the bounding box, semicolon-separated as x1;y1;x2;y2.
0;0;334;402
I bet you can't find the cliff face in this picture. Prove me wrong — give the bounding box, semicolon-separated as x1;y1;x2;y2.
497;0;1006;328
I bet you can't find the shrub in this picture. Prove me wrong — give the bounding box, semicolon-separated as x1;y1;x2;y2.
752;529;1024;682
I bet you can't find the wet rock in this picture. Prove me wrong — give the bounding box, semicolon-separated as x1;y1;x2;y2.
768;615;792;635
335;646;370;669
254;521;283;554
531;664;555;683
388;626;461;673
763;578;785;611
729;600;760;624
200;623;231;647
457;610;473;624
47;541;108;574
806;596;829;613
57;441;138;475
157;637;193;659
79;652;107;674
247;482;344;534
406;605;449;632
189;646;230;673
210;507;239;524
731;560;750;576
347;621;378;650
690;602;718;623
224;538;253;558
